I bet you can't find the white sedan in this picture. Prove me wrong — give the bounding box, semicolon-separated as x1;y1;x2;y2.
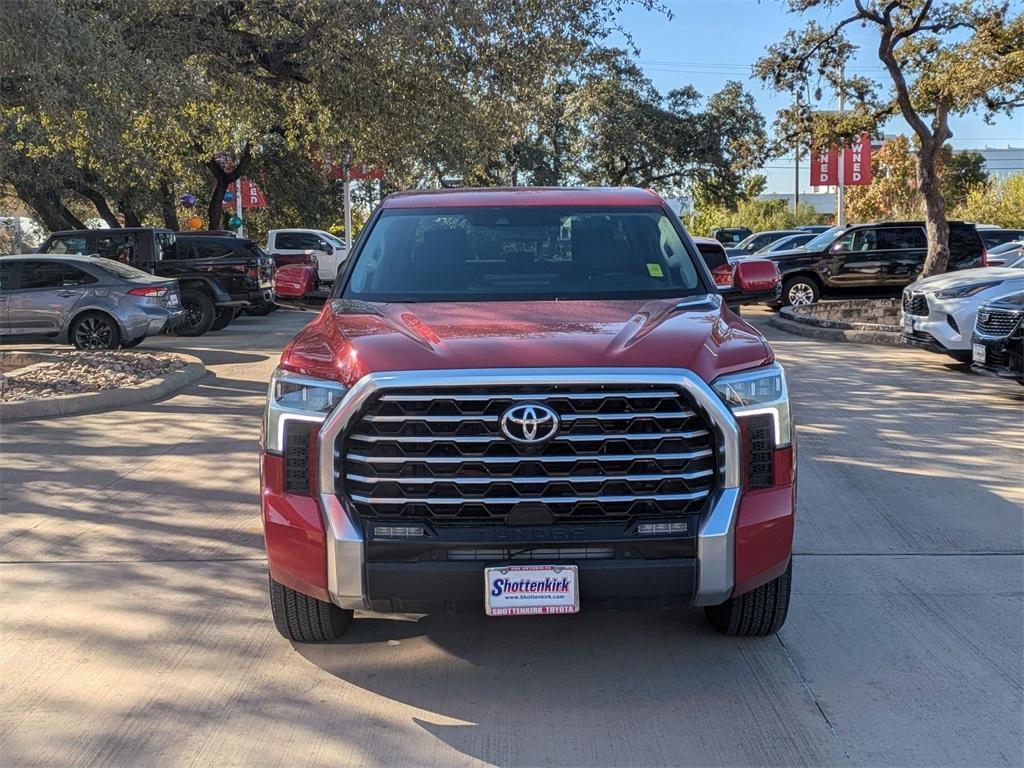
902;257;1024;360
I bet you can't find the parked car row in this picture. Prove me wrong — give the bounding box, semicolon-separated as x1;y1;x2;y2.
901;253;1024;382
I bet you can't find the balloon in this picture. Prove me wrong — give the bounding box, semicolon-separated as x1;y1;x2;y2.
180;193;196;208
223;191;235;203
188;215;203;230
228;215;243;229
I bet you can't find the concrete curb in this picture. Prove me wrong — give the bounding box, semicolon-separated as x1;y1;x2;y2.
0;354;207;423
766;313;907;347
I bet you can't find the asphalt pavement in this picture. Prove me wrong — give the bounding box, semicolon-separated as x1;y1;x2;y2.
1;306;1021;767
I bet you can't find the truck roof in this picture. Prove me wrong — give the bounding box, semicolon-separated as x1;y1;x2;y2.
381;186;664;209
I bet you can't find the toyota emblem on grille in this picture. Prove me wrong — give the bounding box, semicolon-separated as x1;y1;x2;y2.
500;403;559;444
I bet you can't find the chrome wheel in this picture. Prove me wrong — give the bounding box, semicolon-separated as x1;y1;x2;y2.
787;283;816;306
73;315;115;349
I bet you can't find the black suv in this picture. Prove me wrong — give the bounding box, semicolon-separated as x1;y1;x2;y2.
759;221;984;306
38;228;274;335
971;292;1024;383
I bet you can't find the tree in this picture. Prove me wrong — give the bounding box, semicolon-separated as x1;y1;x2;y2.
952;173;1024;228
846;135;920;220
755;0;1024;276
938;147;987;210
566;51;769;202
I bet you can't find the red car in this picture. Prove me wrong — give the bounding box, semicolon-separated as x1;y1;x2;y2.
262;187;794;641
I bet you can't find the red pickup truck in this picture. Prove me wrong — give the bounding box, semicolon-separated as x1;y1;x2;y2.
262;187;794;641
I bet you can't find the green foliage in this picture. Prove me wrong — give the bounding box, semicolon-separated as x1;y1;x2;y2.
939;147;987;210
686;199;825;237
1;2;770;234
951;174;1024;228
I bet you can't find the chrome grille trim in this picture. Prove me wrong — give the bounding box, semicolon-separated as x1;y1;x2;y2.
350;490;710;505
343;448;712;465
314;368;743;610
362;410;695;423
346;429;710;444
448;547;616;561
346;469;715;485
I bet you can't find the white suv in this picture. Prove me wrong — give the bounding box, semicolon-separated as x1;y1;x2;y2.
902;260;1024;360
265;229;348;283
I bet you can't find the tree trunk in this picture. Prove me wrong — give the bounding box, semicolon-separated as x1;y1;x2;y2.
159;182;180;230
917;143;950;277
119;202;142;228
72;185;120;228
204;143;251;229
207;177;227;229
17;185;86;231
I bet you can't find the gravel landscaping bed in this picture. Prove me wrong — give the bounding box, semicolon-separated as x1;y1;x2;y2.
0;351;189;402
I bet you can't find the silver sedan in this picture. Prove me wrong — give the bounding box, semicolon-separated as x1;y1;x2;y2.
0;254;184;349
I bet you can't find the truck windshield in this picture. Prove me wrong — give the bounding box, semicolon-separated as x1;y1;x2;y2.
344;206;704;302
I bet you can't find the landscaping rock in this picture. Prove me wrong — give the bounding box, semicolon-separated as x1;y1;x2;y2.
0;351;188;403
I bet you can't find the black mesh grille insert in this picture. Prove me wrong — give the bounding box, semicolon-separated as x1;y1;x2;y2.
284;422;314;493
902;291;929;316
746;414;774;489
975;309;1023;337
338;383;719;525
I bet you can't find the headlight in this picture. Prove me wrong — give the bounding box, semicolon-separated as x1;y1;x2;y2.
711;362;792;447
935;281;1001;299
264;367;347;453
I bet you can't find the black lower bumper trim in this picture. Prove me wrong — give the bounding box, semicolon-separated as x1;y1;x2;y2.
365;558;697;613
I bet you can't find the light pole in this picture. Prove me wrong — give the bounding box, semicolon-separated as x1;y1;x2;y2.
836;61;846;227
342;144;352;252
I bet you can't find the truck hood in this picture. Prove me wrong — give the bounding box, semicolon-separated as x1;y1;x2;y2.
907;266;1021;293
281;296;773;387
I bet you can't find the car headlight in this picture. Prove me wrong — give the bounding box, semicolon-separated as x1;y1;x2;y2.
711;362;792;447
935;281;1002;299
263;367;347;453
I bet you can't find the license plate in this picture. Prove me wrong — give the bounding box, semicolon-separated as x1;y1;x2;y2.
903;315;913;334
168;294;180;307
484;564;579;616
973;343;986;364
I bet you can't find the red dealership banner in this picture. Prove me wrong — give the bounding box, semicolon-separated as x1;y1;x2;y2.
843;133;872;185
222;179;267;209
811;147;838;186
810;134;872;187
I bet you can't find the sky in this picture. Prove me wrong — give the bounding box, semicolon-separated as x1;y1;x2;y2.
609;0;1023;194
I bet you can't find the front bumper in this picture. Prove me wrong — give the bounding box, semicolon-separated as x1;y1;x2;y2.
261;368;795;612
901;295;974;354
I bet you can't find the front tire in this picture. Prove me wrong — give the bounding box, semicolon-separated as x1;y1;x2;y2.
781;276;821;307
70;312;121;350
175;289;215;336
704;560;792;636
269;576;353;642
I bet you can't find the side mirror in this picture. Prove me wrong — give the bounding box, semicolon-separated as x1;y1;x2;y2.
273;264;328;311
734;259;780;297
323;243;334;255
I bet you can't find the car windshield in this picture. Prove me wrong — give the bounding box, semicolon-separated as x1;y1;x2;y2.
343;206;705;302
88;258;155;280
803;226;844;250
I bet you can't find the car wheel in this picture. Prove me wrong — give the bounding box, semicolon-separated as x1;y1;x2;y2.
268;575;353;642
121;335;146;348
175;289;216;336
209;307;234;332
704;560;792;637
70;312;121;350
782;276;820;307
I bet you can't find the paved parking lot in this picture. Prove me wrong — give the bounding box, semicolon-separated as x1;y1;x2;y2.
1;307;1021;767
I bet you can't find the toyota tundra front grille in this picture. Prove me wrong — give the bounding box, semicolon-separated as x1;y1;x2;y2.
337;384;718;525
975;309;1023;338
